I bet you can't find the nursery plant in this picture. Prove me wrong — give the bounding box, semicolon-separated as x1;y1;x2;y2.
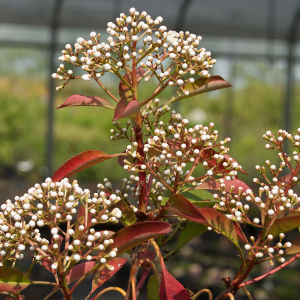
2;7;300;300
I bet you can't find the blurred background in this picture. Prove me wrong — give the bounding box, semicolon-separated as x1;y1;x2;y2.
1;0;300;299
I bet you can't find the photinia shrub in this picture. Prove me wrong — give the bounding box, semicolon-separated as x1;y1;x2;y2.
1;7;300;300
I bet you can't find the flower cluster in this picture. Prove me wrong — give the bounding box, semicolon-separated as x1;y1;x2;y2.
0;178;122;268
52;7;215;94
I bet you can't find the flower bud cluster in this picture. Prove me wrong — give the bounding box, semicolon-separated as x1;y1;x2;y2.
244;233;292;264
120;108;243;208
0;178;122;266
110;120;133;141
52;7;215;93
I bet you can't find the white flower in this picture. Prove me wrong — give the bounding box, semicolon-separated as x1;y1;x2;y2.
82;74;91;81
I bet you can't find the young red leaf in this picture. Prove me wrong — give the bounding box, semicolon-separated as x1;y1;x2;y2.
268;216;300;237
113;99;140;121
57;94;114;109
159;265;191;300
0;267;30;291
196;178;250;194
165;194;208;224
106;221;172;255
66;261;97;284
198;207;240;245
165;195;242;244
92;257;127;291
4;297;15;300
119;67;146;101
52;150;125;182
41;257;56;274
170;75;232;103
285;236;300;255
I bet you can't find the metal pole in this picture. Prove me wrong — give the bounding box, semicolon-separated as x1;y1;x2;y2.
46;0;64;177
173;0;194;113
283;4;300;155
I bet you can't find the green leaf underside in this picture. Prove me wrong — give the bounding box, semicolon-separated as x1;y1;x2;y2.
176;222;207;251
66;261;97;284
170;75;232;103
106;221;172;255
112;201;136;226
268;216;300;237
57;94;114;109
147;274;160;300
52;150;121;182
285;236;300;255
113;99;140;121
92;257;127;291
181;189;215;202
0;267;30;291
165;194;240;246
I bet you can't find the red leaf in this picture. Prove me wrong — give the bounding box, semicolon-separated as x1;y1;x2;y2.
66;261;97;284
92;258;127;291
0;267;30;291
165;194;208;224
165;195;241;245
52;150;123;182
57;94;114;109
171;75;232;103
106;221;172;255
159;268;191;300
41;257;56;274
113;99;140;121
119;67;145;101
196;178;250;194
158;250;190;300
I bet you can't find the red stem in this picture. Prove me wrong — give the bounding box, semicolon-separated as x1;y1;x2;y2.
238;253;300;288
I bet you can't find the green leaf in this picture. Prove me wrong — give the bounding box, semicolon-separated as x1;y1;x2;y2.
170;75;232;103
181;189;214;202
0;267;30;291
285;236;300;255
147;274;160;300
268;216;300;237
176;222;207;251
112;201;136;226
181;189;217;207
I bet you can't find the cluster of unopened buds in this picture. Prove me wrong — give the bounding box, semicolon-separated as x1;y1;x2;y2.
244;233;292;264
52;7;216;93
0;178;122;268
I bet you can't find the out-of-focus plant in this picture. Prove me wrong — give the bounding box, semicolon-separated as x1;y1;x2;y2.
1;7;300;300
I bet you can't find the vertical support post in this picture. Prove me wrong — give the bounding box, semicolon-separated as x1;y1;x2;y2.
46;0;64;177
283;5;300;156
173;0;194;113
223;58;236;140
